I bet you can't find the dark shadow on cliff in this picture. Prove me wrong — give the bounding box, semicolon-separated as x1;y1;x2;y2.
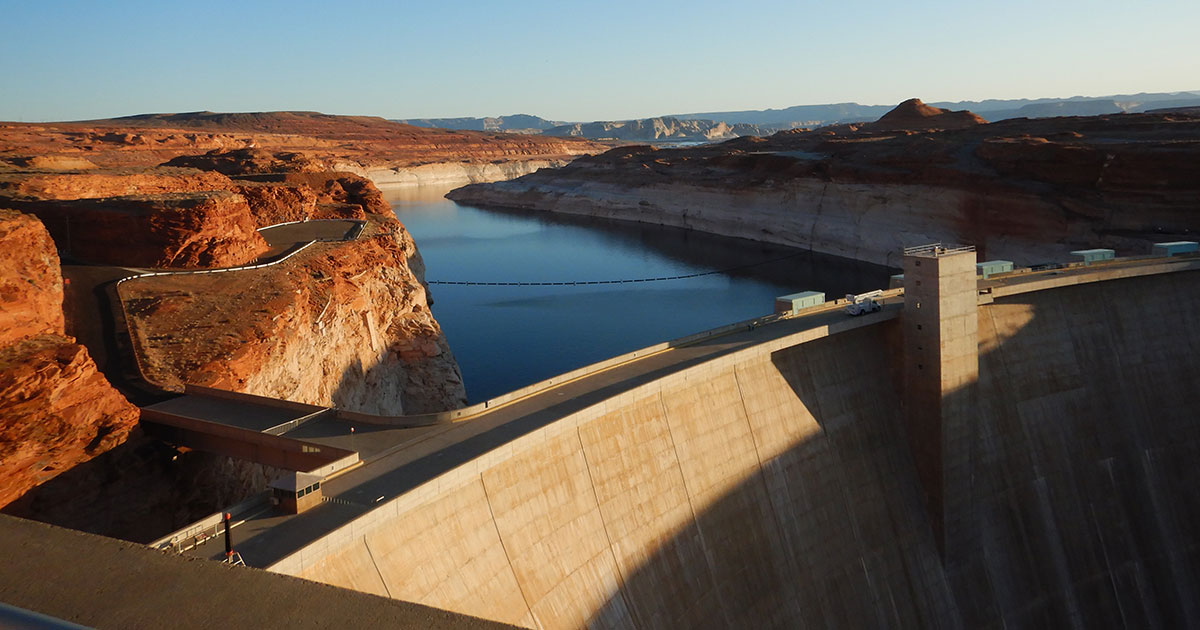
1;430;273;543
584;272;1200;629
328;335;467;418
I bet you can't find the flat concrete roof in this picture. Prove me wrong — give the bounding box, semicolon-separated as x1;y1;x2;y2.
145;395;313;433
270;471;324;492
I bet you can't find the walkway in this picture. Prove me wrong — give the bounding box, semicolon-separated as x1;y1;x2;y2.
258;219;364;259
59;219;366;404
174;251;1200;567
182;296;904;565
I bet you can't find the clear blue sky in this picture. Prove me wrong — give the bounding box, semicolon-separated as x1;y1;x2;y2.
2;0;1197;122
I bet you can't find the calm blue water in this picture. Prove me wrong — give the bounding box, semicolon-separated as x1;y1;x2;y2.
388;186;893;403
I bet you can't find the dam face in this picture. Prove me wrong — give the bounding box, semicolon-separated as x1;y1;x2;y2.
273;270;1200;629
950;272;1200;628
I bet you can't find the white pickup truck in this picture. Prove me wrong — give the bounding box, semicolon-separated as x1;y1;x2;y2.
844;290;884;316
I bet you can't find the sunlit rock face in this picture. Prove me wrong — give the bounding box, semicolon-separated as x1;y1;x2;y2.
9;191;269;268
0;116;480;537
868;97;987;131
122;220;465;414
449;107;1200;268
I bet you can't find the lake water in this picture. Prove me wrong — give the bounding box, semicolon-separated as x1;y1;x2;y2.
387;186;894;403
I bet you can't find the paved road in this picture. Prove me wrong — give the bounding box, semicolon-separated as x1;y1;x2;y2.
182;253;1200;566
187;298;903;565
145;395;320;433
258;219;364;259
56;219;366;402
982;254;1200;297
61;265;136;373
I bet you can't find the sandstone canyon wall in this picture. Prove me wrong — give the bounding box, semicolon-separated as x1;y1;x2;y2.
2;111;608;189
0;115;486;538
1;133;468;415
121;219;464;414
449;107;1200;268
0;209;139;508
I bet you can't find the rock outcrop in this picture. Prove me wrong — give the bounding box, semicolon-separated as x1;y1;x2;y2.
0;210;139;509
9;191;269;268
2;169;233;200
120;217;463;414
163;148;327;175
0;138;469;414
449;105;1200;267
0;114;477;537
1;111;609;189
0;210;65;341
542;117;764;142
869;98;986;131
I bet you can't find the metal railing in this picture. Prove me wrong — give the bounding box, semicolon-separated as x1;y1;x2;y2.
903;243;976;257
111;219;367;392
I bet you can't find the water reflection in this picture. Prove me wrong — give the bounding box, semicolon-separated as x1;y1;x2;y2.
386;186;893;402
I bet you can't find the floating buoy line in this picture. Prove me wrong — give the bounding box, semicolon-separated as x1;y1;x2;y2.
426;251;807;286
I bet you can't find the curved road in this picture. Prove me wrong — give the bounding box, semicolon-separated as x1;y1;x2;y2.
60;219;365;402
182;296;903;565
174;252;1200;566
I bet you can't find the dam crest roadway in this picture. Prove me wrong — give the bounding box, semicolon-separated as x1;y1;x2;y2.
125;242;1200;629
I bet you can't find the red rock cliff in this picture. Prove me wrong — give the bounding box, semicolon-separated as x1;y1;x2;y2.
120;216;464;414
0;209;139;508
449;105;1200;267
0;117;476;539
0;111;608;188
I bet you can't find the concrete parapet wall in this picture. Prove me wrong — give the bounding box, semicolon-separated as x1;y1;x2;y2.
0;515;520;630
333;294;903;429
272;320;957;628
332;309;808;428
270;268;1200;629
141;409;358;475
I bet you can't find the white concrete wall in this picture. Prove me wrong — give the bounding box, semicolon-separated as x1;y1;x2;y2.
272;323;955;628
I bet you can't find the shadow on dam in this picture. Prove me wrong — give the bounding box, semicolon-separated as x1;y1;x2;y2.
582;271;1200;629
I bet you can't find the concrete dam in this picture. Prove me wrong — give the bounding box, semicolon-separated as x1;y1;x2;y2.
257;252;1200;629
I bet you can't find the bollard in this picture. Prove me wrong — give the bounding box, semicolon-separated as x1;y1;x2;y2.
224;512;232;559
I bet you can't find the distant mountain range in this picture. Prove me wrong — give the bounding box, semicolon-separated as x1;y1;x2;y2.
396;114;567;134
398;115;764;142
396;91;1200;142
675;91;1200;127
539;117;765;142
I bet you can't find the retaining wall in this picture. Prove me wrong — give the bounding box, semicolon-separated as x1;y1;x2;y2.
269;269;1200;629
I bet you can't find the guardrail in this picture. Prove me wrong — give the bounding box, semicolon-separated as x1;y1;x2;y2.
903;243;976;257
334;290;903;428
147;491;270;553
111;219;367;392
